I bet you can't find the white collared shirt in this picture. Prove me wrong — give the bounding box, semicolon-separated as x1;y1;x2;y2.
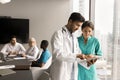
0;42;26;55
26;45;39;60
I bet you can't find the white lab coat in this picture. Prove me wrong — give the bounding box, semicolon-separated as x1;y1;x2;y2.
0;42;26;55
50;26;81;80
26;45;39;60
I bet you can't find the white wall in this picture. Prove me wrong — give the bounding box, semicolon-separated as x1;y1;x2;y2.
0;0;71;51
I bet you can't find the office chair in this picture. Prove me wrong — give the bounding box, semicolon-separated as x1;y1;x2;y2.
31;56;52;80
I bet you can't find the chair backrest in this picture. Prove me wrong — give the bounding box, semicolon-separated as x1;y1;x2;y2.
41;56;52;69
0;52;6;61
31;56;52;80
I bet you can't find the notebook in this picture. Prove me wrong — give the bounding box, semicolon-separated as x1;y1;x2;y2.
0;69;16;76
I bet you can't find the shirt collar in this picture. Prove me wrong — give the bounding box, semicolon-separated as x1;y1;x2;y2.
62;26;74;37
43;49;48;52
10;42;18;46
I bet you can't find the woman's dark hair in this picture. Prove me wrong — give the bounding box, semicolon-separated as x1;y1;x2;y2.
68;12;85;22
40;40;49;48
81;21;94;30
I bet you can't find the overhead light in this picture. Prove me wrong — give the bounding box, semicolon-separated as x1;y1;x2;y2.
0;0;11;4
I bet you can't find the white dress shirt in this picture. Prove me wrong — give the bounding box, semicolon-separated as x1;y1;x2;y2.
25;45;39;60
0;42;26;55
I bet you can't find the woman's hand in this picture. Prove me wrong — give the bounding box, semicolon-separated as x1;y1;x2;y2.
85;54;97;66
87;58;97;67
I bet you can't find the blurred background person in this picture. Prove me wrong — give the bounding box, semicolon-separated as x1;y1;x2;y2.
22;37;39;60
31;40;51;67
0;35;26;57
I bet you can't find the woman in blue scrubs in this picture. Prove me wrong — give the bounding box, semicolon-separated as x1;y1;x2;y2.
78;21;102;80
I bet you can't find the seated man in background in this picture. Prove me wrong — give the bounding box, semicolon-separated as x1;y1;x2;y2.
0;36;26;57
22;37;39;61
31;40;51;67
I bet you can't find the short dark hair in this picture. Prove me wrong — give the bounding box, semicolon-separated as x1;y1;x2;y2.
10;35;16;39
41;40;49;48
68;12;85;22
81;21;94;30
10;35;17;41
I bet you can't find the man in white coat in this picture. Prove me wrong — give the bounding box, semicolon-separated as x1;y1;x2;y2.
50;12;85;80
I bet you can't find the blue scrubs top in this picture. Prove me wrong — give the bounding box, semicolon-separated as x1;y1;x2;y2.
37;49;51;64
78;35;102;80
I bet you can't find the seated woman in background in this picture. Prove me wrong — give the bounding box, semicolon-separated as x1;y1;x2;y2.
31;40;51;67
22;37;39;60
77;21;102;80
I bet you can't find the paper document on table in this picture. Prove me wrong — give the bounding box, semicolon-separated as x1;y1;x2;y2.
0;69;16;76
0;65;15;69
13;57;26;60
77;58;90;70
8;55;16;57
